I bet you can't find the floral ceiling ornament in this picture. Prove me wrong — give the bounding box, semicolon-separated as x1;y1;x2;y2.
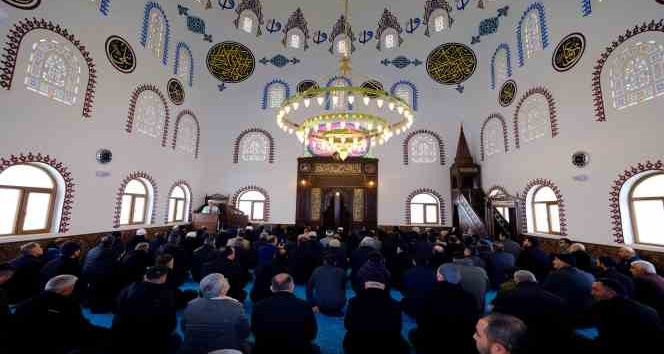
282;8;310;50
259;54;300;68
424;0;453;37
375;8;403;51
381;56;423;70
234;0;265;36
218;0;235;10
328;15;356;55
471;6;509;44
178;4;213;42
265;19;282;35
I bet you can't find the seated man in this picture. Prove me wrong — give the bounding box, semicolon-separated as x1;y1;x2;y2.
12;275;109;354
410;264;479;354
630;260;664;318
344;268;409;354
542;254;595;318
7;242;45;304
180;273;251;354
474;313;528;354
400;258;435;318
251;273;318;354
306;252;347;316
119;242;152;287
112;266;180;354
82;236;119;313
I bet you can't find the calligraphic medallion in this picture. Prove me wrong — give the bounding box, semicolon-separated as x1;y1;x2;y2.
206;41;256;83
2;0;40;10
167;78;185;105
426;43;477;85
311;163;363;175
105;36;136;74
552;33;586;72
498;80;517;107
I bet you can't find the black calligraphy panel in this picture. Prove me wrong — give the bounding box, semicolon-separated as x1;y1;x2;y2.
426;43;477;85
206;41;256;83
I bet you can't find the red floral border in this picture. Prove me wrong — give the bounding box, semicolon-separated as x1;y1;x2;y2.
402;129;446;165
171;110;201;159
0;18;97;118
592;20;664;122
112;171;158;228
405;188;446;225
480;113;509;161
517;178;567;236
164;179;193;224
232;185;270;221
609;160;664;244
0;153;75;233
233;128;275;164
126;84;170;147
513;87;558;149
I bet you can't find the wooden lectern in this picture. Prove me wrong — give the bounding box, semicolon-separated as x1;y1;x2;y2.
192;204;249;233
192;213;220;233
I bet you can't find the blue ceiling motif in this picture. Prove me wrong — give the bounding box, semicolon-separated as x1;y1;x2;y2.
376;8;404;51
381;56;422;69
404;18;422;34
178;5;213;42
313;31;329;45
581;0;592;17
455;0;472;11
265;19;282;34
358;30;375;45
328;15;356;54
282;8;311;50
259;54;301;68
218;0;235;10
424;0;454;37
471;6;509;44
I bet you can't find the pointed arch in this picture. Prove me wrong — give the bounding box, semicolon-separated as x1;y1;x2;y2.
126;84;171;147
491;43;513;89
516;2;550;67
174;42;194;87
390;80;419;111
233;128;275;164
172;110;201;159
403;129;446;166
513;87;558;149
325;75;353;110
0;18;98;118
112;171;158;228
139;1;170;65
405;188;446;225
480;113;509;161
261;79;291;110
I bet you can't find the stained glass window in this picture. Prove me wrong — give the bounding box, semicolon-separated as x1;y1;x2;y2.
268;85;285;108
435;16;447;32
483;118;503;158
175;115;197;154
24;39;82;106
523;10;543;60
147;8;165;61
409;134;438;164
242;16;253;33
337;39;348;55
240;132;269;162
135;91;166;139
609;40;664;110
519;94;549;143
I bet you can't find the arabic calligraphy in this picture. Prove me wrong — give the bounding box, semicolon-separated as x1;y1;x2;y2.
499;80;517;107
206;41;256;83
552;33;586;72
426;43;477;85
167;78;185;105
105;36;136;74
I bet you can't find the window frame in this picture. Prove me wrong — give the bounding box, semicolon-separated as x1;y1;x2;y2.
410;193;440;225
629;172;664;247
120;179;149;226
0;164;57;236
167;185;188;223
237;191;266;222
531;186;560;235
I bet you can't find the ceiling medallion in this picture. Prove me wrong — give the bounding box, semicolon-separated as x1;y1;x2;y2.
498;80;517;107
426;42;477;92
96;149;113;164
206;41;256;83
552;32;586;72
167;78;185;105
2;0;41;10
105;36;136;74
572;151;590;168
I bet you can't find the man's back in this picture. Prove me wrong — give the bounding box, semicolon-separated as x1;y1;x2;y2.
591;296;663;352
251;291;318;353
487;251;516;288
634;273;664;318
307;264;347;313
542;266;594;312
113;282;177;340
452;260;489;312
181;297;251;354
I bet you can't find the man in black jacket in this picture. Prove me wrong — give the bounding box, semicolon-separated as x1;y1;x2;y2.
7;242;44;304
82;236;119;313
40;241;82;289
542;253;595;318
252;273;319;354
12;274;109;354
0;263;15;352
118;242;152;288
492;270;573;354
191;235;216;282
400;258;435;318
595;256;635;298
306;252;347;316
409;264;479;354
112;266;180;354
516;237;550;282
201;247;251;302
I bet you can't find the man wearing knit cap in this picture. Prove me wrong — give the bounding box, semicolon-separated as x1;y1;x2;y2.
542;253;595;320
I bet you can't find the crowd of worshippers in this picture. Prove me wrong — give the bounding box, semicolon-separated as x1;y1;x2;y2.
1;225;664;354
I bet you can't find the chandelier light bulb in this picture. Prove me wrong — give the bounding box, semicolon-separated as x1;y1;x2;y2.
376;99;384;108
293;102;300;111
317;96;325;106
288;128;294;134
397;106;404;114
285;106;291;114
332;96;339;106
340;121;346;129
326;122;332;130
388;102;395;111
363;96;371;106
348;95;355;105
304;98;311;108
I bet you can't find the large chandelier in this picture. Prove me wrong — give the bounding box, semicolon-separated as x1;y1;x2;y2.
275;0;415;161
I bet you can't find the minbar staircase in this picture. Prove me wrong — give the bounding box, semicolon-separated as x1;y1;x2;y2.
454;192;487;235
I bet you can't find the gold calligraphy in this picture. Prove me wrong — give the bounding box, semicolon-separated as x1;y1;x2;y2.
206;41;256;83
553;33;586;72
427;43;477;85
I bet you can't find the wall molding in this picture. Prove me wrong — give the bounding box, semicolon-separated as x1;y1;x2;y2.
164;179;193;224
233;128;275;164
0;153;75;233
513;87;558;149
402;129;446;165
113;171;158;228
126;84;171;147
232;185;270;221
518;178;567;236
0;18;98;118
592;19;664;122
480;113;509;161
405;188;446;226
171;110;201;159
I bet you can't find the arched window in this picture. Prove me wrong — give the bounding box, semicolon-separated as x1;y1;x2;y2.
140;2;170;65
518;94;550;144
167;184;190;223
530;186;560;234
262;80;290;110
390;81;418;111
240;132;270;162
430;9;451;34
629;173;664;246
174;42;194;87
337;38;349;56
237;190;266;221
483;118;504;159
135;90;167;140
385;33;396;49
609;40;664;111
0;164;57;235
325;76;353;111
517;3;549;67
175;114;198;154
24;38;82;106
410;193;440;225
409;133;439;164
120;179;150;226
395;86;410;105
491;44;512;89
